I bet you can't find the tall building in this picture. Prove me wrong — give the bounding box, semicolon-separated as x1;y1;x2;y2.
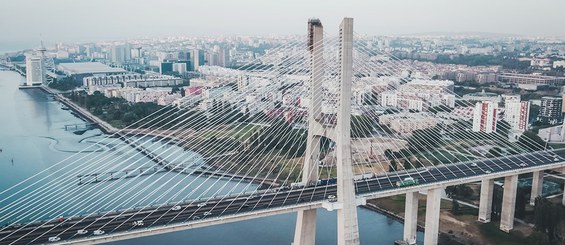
539;96;563;125
504;96;530;132
159;62;173;74
172;62;187;74
473;101;498;133
110;44;131;64
25;54;45;86
190;49;205;71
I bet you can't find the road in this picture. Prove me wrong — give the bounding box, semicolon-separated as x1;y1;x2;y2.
1;149;564;244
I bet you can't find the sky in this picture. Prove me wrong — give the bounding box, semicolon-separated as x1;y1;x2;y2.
1;0;564;50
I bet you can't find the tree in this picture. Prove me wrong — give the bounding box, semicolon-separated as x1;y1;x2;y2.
407;127;441;152
518;131;546;151
527;231;551;245
351;115;373;138
384;149;394;160
403;160;412;170
488;147;503;157
496;120;511;138
533;197;563;241
451;199;461;215
389;160;397;172
491;186;503;221
515;187;527;219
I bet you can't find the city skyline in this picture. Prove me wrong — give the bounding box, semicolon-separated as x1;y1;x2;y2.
2;0;565;52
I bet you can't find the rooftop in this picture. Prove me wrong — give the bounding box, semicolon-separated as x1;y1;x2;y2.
57;62;126;75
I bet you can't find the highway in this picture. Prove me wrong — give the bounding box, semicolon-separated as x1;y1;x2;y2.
1;148;564;244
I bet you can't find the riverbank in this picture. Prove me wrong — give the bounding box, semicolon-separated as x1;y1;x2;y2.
367;193;531;245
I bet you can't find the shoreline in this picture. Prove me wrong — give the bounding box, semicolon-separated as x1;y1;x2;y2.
363;203;426;232
18;72;426;240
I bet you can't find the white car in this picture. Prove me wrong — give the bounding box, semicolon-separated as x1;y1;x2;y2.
327;195;337;203
471;163;478;167
197;203;207;208
93;230;105;235
519;163;527;167
132;220;144;226
171;205;182;211
76;229;88;235
203;211;212;216
484;170;492;174
555;157;560;162
48;237;61;242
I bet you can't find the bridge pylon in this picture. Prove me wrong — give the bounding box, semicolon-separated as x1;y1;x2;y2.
293;17;360;245
335;17;360;245
293;18;324;245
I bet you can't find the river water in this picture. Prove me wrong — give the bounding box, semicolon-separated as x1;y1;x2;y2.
0;70;423;244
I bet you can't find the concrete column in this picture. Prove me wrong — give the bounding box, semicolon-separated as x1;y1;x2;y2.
293;210;317;245
403;192;419;244
500;175;518;232
530;171;544;206
424;188;442;245
293;18;324;245
336;17;360;245
478;179;494;223
562;185;565;206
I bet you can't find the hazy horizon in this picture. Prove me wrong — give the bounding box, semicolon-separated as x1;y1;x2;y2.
2;0;565;51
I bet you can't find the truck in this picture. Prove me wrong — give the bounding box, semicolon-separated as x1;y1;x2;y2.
290;182;306;188
396;177;419;187
318;178;337;185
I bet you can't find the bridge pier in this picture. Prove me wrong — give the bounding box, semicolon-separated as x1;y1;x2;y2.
424;188;442;245
403;192;419;244
530;171;544;206
500;175;518;232
478;179;494;223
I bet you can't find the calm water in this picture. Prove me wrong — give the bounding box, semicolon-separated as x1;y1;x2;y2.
0;70;423;244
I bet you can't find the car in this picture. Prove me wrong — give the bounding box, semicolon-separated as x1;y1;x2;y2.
555;157;560;162
203;211;212;216
197;203;207;208
58;216;65;222
519;163;527;167
76;229;88;235
396;177;419;187
48;237;61;242
93;230;105;235
470;163;478;167
171;205;182;211
132;220;144;226
484;170;492;174
327;195;337;202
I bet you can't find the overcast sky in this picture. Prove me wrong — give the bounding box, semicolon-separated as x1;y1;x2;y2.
1;0;564;50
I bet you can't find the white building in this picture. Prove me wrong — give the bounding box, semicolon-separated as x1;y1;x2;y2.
25;55;45;86
172;63;187;74
472;101;498;133
380;79;455;111
504;99;530;132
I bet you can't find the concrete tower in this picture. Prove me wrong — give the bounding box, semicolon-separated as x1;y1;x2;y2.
335;17;360;245
293;18;324;245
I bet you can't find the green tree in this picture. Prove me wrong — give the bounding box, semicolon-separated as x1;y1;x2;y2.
351;115;373;138
389;160;397;172
451;199;460;215
488;147;503;157
527;231;551;245
533;197;563;241
515;187;527;219
518;131;546;151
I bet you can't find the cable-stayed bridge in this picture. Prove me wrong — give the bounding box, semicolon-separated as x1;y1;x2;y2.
1;18;565;245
